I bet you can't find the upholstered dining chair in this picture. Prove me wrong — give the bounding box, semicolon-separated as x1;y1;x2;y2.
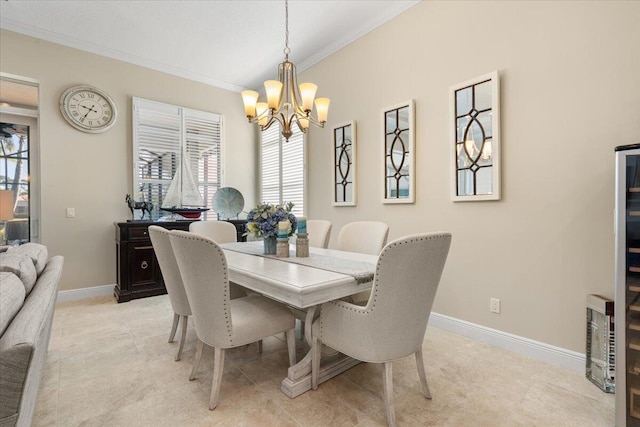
311;232;452;427
148;226;191;362
189;220;248;301
169;230;297;410
189;220;237;244
306;220;332;249
337;221;389;256
337;221;389;305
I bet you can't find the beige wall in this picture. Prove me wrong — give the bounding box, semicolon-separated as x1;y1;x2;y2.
300;1;640;352
0;29;257;292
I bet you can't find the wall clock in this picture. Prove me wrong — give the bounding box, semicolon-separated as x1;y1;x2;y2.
59;85;117;133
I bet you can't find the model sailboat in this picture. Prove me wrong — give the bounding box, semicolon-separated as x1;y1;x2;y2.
161;154;209;219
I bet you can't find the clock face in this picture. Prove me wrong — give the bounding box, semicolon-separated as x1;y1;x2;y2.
59;86;117;133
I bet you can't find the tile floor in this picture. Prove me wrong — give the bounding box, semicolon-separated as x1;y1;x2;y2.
34;295;614;426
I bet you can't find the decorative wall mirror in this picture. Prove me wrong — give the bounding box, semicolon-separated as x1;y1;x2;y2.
332;121;356;206
450;71;500;201
382;100;415;204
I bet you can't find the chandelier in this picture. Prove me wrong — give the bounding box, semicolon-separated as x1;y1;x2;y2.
241;0;330;141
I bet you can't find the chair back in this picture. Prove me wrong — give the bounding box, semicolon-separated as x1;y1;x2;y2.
306;220;332;249
189;220;238;243
169;230;233;348
366;232;451;360
148;226;191;316
337;221;389;255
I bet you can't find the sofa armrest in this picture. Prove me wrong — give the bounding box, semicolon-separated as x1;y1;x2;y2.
0;255;63;427
0;343;34;421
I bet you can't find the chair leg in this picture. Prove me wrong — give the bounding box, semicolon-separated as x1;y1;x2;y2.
311;335;321;390
168;313;179;343
175;315;188;362
383;361;397;427
285;328;296;366
190;339;204;381
257;340;263;354
415;349;432;399
209;347;226;410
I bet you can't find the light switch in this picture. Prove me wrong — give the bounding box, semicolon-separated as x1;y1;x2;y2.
66;207;75;218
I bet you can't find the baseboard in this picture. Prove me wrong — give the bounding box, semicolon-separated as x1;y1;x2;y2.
56;284;114;303
429;312;585;373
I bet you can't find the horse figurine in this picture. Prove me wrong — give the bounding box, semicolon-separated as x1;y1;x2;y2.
125;194;153;220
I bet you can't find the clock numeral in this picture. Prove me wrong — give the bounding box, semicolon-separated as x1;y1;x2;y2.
88;120;93;126
103;103;109;108
72;98;79;103
78;93;86;99
79;117;85;123
104;110;111;115
87;93;95;99
102;116;109;122
72;111;79;117
97;120;102;126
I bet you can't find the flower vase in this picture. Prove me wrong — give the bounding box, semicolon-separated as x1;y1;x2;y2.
263;236;277;255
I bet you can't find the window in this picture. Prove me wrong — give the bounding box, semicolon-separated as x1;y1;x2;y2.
0;73;39;245
260;126;305;217
132;97;222;220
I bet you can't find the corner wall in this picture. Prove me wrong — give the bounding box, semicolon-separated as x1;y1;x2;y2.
300;1;640;352
0;29;257;292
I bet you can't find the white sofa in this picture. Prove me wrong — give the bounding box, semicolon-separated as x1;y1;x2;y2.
0;243;63;427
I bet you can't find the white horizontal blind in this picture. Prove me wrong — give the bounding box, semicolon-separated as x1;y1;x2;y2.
259;126;305;217
184;109;222;220
133;97;222;219
260;125;280;206
282;130;304;217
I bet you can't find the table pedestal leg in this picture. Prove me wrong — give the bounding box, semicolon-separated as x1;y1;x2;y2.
280;306;361;398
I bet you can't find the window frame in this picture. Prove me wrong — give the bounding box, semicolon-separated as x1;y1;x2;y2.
0;72;40;244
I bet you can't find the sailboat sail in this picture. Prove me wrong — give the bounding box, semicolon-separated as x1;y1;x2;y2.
161;154;205;208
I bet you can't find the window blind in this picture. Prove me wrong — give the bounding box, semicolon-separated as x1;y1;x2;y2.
260;126;305;217
133;97;222;220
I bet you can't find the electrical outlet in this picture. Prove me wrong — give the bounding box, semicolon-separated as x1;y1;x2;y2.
490;298;501;314
66;207;75;218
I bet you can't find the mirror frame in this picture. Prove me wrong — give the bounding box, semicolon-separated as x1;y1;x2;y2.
382;99;415;204
449;71;501;202
331;121;357;206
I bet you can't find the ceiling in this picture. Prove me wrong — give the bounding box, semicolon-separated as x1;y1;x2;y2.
0;0;420;94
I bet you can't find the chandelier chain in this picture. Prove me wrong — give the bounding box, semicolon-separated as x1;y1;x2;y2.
283;0;290;58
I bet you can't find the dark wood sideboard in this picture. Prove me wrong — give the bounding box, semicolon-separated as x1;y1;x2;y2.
114;219;248;303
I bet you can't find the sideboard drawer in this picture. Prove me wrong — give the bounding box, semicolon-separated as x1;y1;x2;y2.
128;226;150;240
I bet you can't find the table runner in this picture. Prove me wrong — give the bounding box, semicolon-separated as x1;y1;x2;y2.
220;241;376;284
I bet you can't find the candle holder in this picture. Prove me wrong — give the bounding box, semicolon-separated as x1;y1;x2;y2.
296;233;309;257
277;237;290;258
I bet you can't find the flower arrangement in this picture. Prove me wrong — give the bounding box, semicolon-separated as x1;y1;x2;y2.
246;202;297;239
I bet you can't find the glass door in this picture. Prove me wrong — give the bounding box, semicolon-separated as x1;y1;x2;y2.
616;145;640;427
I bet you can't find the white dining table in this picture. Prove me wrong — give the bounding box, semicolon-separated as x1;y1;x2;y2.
222;242;377;398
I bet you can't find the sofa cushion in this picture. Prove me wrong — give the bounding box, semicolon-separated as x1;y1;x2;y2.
8;243;48;275
0;253;37;295
0;272;26;336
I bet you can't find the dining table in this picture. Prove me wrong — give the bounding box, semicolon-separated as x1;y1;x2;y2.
220;240;377;398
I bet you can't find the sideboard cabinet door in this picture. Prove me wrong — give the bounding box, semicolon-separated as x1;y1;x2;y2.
114;221;194;303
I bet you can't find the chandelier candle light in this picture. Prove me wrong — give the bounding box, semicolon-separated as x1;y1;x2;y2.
241;0;330;141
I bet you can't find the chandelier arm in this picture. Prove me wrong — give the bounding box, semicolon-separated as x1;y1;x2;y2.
260;114;283;132
300;113;327;128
